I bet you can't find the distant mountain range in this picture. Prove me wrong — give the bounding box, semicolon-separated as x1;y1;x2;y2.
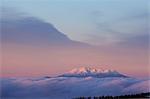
1;67;150;99
59;67;127;78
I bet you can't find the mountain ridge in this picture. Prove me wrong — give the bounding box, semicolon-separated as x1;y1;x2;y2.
59;67;128;78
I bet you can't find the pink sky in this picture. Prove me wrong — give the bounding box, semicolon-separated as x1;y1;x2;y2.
1;42;149;78
1;1;149;78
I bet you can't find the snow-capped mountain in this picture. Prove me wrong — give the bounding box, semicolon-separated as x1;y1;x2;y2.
59;67;127;78
1;67;150;99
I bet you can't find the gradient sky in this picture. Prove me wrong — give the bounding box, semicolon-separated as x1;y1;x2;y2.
1;0;149;78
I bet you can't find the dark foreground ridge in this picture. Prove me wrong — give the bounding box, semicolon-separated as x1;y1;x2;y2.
73;92;150;99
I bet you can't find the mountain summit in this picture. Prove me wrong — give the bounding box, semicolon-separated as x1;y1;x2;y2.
59;67;127;78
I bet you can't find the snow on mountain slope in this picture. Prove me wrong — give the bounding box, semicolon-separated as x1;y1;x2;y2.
59;67;127;78
1;67;150;99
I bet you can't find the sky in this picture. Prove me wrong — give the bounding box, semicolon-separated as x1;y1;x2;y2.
1;0;149;78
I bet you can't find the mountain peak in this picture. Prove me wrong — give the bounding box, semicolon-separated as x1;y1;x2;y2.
68;67;114;74
59;67;127;78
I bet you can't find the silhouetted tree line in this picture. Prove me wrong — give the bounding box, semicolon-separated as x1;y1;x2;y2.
73;92;150;99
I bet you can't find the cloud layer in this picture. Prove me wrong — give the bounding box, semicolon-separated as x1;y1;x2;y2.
1;77;150;99
1;10;89;48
